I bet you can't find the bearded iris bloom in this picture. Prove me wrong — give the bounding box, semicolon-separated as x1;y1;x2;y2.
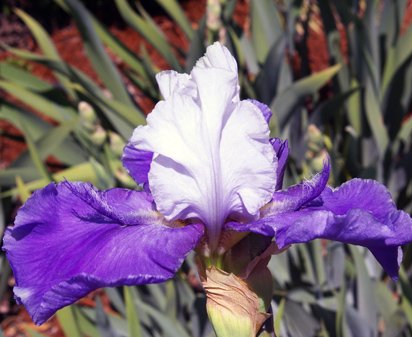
3;43;412;332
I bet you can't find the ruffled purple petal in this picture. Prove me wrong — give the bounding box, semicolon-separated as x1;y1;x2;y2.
3;182;204;325
250;208;407;278
247;99;272;124
228;179;412;278
270;138;289;190
121;142;153;185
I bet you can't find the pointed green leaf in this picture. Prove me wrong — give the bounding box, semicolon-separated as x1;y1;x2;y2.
375;282;397;322
0;80;76;122
57;306;82;337
274;298;285;337
1;161;102;197
115;0;181;70
17;116;51;182
335;272;346;337
346;79;362;135
73;307;101;337
365;85;389;157
155;0;193;39
35;117;80;160
349;246;378;333
0;62;52;91
271;64;342;130
124;287;143;337
137;301;191;337
4;48;146;129
14;8;77;99
381;26;412;98
92;17;148;81
312;240;326;286
58;0;135;107
251;0;283;63
0;168;42;185
398;117;412;143
95;298;122;337
0;103;87;167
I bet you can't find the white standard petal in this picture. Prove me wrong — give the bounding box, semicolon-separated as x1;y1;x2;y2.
131;43;277;248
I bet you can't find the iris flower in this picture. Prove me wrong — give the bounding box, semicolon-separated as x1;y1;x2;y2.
3;43;412;333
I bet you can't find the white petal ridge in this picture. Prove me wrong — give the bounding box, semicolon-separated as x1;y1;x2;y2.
131;42;277;247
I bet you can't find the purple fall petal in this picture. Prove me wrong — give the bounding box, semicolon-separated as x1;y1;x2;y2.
229;178;412;278
264;207;407;279
270;138;289;190
121;142;153;185
3;182;203;325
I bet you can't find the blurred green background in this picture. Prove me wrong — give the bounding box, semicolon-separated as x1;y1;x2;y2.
1;0;412;336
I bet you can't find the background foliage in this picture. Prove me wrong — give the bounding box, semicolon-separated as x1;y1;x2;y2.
1;0;412;336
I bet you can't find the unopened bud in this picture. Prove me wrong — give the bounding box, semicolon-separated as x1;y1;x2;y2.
109;132;125;157
201;267;269;337
90;125;107;146
78;101;97;131
207;0;222;31
307;124;323;143
306;124;325;156
311;150;329;172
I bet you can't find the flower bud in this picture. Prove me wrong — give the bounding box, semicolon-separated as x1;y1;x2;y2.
307;124;323;147
109;132;125;157
310;150;329;172
78;101;97;131
201;267;269;337
207;0;222;31
90;125;107;146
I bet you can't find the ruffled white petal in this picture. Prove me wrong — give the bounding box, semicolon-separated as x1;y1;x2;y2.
131;43;277;246
195;43;238;73
156;70;196;99
194;43;240;102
